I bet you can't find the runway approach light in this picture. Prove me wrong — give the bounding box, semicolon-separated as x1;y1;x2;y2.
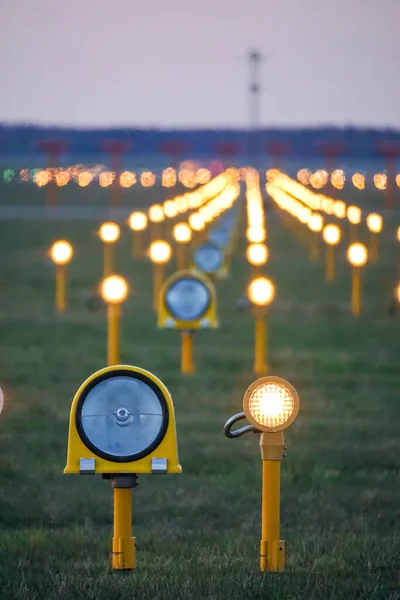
0;387;4;416
347;243;368;316
148;204;165;241
307;214;324;261
322;224;341;282
49;240;73;313
366;213;383;263
246;243;269;268
159;270;218;374
247;277;275;374
224;375;300;572
193;241;224;278
100;275;129;365
172;223;192;270
148;240;172;310
98;222;120;276
64;364;181;570
128;212;148;258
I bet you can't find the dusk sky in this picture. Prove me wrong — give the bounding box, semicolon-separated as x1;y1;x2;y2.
1;0;399;128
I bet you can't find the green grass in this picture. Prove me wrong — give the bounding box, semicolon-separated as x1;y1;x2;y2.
0;184;399;599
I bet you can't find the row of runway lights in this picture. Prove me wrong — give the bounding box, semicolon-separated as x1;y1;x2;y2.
3;166;400;192
297;168;400;191
266;175;400;315
7;166;213;189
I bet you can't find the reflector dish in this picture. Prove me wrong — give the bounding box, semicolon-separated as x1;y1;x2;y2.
193;242;223;273
76;372;168;462
165;277;210;321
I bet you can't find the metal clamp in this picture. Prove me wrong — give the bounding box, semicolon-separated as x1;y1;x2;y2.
223;412;258;438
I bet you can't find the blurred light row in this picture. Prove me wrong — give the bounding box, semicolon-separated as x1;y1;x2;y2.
296;168;400;191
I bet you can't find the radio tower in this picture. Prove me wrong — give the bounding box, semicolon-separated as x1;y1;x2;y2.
248;49;263;162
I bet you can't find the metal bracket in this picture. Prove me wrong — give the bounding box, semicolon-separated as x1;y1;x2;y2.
223;412;258;438
79;458;95;474
151;458;168;474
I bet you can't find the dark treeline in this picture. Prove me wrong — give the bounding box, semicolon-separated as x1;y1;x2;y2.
1;124;400;158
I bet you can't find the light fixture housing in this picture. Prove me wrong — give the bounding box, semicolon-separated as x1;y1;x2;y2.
158;270;218;330
193;241;224;274
243;376;300;433
64;365;181;474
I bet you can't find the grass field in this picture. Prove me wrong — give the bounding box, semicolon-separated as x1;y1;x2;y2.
0;181;399;600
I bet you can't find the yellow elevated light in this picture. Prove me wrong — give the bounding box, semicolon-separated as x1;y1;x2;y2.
347;206;362;225
248;277;275;307
128;212;147;231
173;222;192;243
322;224;341;245
50;240;73;265
149;240;172;264
366;213;383;233
308;214;324;232
333;200;346;219
100;275;128;304
189;214;205;231
247;227;266;243
246;243;269;266
148;205;165;223
243;376;300;432
99;222;120;243
397;226;400;243
347;243;368;267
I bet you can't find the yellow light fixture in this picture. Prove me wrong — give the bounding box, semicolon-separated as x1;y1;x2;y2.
224;375;300;572
246;227;266;244
366;213;383;234
149;241;172;310
322;224;341;245
173;222;192;243
395;283;400;303
307;214;324;232
50;240;73;265
100;275;129;365
49;240;74;312
347;206;362;225
347;243;368;316
64;364;181;571
99;222;120;243
366;213;383;262
347;242;368;268
246;243;269;267
98;222;120;276
248;277;275;307
247;277;275;375
148;204;165;223
128;212;148;258
128;212;147;232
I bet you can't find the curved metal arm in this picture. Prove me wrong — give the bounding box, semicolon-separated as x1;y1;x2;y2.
223;412;257;438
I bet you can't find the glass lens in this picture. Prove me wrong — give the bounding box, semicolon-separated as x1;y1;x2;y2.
165;278;210;320
194;243;223;273
80;376;164;458
248;382;294;429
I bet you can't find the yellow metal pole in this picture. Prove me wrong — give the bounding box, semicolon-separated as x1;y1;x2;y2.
153;263;164;311
181;331;195;374
107;303;120;366
369;232;379;263
254;314;267;375
352;267;362;316
310;232;319;262
260;459;283;572
132;232;144;258
112;487;136;570
325;245;335;282
56;265;66;313
104;243;114;277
